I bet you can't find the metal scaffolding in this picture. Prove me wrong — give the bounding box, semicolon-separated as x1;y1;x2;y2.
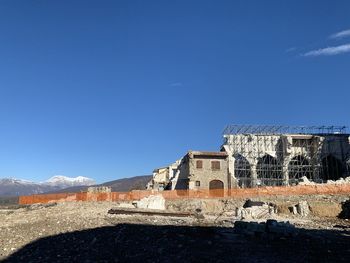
223;125;348;136
223;125;350;187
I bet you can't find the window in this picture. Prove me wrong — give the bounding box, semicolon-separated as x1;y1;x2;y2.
211;161;221;170
195;181;200;187
196;160;203;169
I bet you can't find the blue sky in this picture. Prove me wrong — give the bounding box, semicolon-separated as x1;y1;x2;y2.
0;0;349;183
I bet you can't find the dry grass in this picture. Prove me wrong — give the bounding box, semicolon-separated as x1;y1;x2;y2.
309;201;342;217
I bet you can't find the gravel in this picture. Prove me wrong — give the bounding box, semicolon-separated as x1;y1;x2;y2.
0;201;349;262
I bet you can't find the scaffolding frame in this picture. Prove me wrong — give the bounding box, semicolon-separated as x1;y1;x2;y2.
223;125;348;136
223;125;350;188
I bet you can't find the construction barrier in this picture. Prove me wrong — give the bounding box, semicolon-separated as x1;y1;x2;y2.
18;184;350;205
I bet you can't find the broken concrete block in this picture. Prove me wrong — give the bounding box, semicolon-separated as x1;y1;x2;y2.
296;201;309;217
135;195;166;210
298;176;316;186
243;199;265;208
236;200;276;220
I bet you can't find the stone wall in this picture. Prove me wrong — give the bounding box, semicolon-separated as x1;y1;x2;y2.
187;153;229;190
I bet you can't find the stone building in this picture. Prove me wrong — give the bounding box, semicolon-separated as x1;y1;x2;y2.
174;151;229;190
148;125;350;191
147;151;230;190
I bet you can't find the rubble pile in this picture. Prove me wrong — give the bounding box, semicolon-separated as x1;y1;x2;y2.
298;176;350;186
235;200;277;220
234;219;297;238
326;177;350;185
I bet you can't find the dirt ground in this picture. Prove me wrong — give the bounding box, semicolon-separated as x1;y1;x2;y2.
0;200;350;263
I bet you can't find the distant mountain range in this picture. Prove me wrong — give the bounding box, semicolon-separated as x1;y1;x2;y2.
0;175;95;196
46;175;152;194
0;175;152;197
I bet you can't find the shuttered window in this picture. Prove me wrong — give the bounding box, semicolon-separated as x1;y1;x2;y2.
211;161;221;170
196;160;203;169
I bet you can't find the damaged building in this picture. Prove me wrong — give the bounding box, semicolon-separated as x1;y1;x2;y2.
147;125;350;191
147;151;229;190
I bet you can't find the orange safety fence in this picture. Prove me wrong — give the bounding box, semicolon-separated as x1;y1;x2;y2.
19;193;77;204
18;184;350;205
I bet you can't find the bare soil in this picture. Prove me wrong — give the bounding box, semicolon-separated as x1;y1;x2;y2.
0;201;349;263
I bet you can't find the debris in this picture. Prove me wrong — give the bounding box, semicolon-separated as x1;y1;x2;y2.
339;199;350;219
108;208;192;217
134;195;166;210
87;186;112;193
299;176;350;186
326;177;350;185
265;219;296;236
236;200;276;219
290;201;310;217
243;200;265;208
1;196;350;261
234;220;297;237
298;176;316;186
296;201;310;217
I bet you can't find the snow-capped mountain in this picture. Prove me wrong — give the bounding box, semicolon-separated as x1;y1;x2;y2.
0;176;96;196
44;175;95;189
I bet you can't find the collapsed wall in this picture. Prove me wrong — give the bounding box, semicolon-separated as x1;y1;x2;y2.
165;192;348;218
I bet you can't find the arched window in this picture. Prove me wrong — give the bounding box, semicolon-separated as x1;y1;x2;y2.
321;155;343;181
234;154;252;188
256;154;283;186
288;155;312;185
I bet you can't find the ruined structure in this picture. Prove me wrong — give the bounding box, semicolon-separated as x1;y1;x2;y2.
173;151;229;190
146;160;181;191
223;125;350;187
147;125;350;190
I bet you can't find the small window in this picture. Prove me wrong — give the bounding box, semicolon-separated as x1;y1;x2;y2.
195;181;200;186
211;161;221;170
196;160;203;169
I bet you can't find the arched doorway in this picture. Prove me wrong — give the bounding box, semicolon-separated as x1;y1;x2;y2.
234;154;252;188
209;180;224;189
288;155;312;185
256;154;283;186
209;180;224;197
321;155;343;181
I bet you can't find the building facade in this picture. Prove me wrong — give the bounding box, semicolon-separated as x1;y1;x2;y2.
147;151;230;190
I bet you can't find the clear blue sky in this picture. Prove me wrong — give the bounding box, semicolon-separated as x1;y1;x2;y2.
0;1;349;183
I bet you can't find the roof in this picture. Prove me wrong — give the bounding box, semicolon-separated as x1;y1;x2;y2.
188;151;228;158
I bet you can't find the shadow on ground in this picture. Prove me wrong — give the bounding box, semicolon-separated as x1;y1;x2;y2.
2;223;350;263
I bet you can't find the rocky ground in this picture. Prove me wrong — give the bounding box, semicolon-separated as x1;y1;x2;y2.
0;201;349;263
